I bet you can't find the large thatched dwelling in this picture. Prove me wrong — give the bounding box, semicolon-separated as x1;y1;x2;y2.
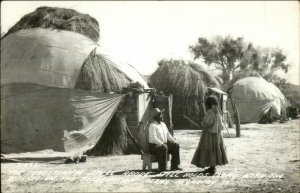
149;59;219;130
1;7;152;160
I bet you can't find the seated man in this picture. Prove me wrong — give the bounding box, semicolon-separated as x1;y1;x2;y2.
148;108;182;171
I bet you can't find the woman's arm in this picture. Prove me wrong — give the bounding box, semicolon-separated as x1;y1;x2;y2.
201;110;216;130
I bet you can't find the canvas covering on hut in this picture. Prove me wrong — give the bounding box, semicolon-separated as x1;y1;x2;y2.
1;28;119;159
1;27;147;160
230;77;287;123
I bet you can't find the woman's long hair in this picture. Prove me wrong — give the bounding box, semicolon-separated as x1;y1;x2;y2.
205;95;219;109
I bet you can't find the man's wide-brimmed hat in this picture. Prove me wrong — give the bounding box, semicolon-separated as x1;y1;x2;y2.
150;108;165;119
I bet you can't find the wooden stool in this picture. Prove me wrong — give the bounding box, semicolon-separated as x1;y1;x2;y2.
141;153;170;171
141;153;157;171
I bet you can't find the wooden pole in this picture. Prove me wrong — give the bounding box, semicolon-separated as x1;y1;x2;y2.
227;111;234;128
233;101;241;137
202;94;206;115
125;125;144;154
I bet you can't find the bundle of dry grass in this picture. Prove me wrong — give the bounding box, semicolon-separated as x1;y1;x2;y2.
150;59;219;129
4;6;100;42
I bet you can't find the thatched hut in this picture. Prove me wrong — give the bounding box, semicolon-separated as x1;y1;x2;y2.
1;6;149;160
149;59;219;129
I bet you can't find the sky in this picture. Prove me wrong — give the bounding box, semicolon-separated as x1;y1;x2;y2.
1;1;299;85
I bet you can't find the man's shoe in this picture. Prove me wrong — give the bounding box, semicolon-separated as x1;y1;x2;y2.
158;168;167;173
170;166;182;171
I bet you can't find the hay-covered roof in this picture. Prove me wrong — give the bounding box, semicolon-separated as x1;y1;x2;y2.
150;59;219;129
150;59;219;99
75;50;131;93
4;6;100;42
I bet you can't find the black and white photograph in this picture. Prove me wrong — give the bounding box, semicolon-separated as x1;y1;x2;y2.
1;1;299;192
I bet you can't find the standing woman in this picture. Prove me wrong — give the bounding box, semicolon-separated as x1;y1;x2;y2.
191;95;228;174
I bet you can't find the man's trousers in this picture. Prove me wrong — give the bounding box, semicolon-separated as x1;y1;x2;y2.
149;141;180;171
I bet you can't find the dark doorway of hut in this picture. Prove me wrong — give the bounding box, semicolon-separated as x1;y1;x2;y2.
127;94;174;154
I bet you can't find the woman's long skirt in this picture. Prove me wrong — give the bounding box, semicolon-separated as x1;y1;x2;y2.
191;131;228;168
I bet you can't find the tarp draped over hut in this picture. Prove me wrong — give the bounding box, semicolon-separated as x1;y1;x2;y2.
1;7;148;160
230;77;287;123
1;28;97;88
1;84;123;156
0;28;125;159
149;60;219;129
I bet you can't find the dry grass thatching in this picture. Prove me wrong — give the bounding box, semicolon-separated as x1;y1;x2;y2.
150;59;219;129
75;50;131;155
4;6;100;42
75;49;130;93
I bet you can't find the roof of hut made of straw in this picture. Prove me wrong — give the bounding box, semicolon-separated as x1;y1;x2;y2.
149;59;219;100
3;6;100;42
150;59;219;128
75;49;131;93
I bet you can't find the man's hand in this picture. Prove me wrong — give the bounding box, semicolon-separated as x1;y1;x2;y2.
169;141;179;148
173;142;179;148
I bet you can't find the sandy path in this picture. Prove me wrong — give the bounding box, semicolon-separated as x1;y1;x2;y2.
1;120;299;192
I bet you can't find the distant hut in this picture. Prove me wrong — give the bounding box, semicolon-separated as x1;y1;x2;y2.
280;83;300;118
1;6;149;160
149;59;219;129
229;77;287;123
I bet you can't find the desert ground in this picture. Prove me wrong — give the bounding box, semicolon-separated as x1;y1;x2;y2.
1;119;300;193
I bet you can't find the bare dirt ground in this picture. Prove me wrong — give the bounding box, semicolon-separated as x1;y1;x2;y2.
1;119;300;193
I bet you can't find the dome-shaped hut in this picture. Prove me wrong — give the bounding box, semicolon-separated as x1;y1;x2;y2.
149;59;219;129
1;7;148;160
230;77;287;123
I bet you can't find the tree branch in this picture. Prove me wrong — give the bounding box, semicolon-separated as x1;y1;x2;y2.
234;64;241;71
